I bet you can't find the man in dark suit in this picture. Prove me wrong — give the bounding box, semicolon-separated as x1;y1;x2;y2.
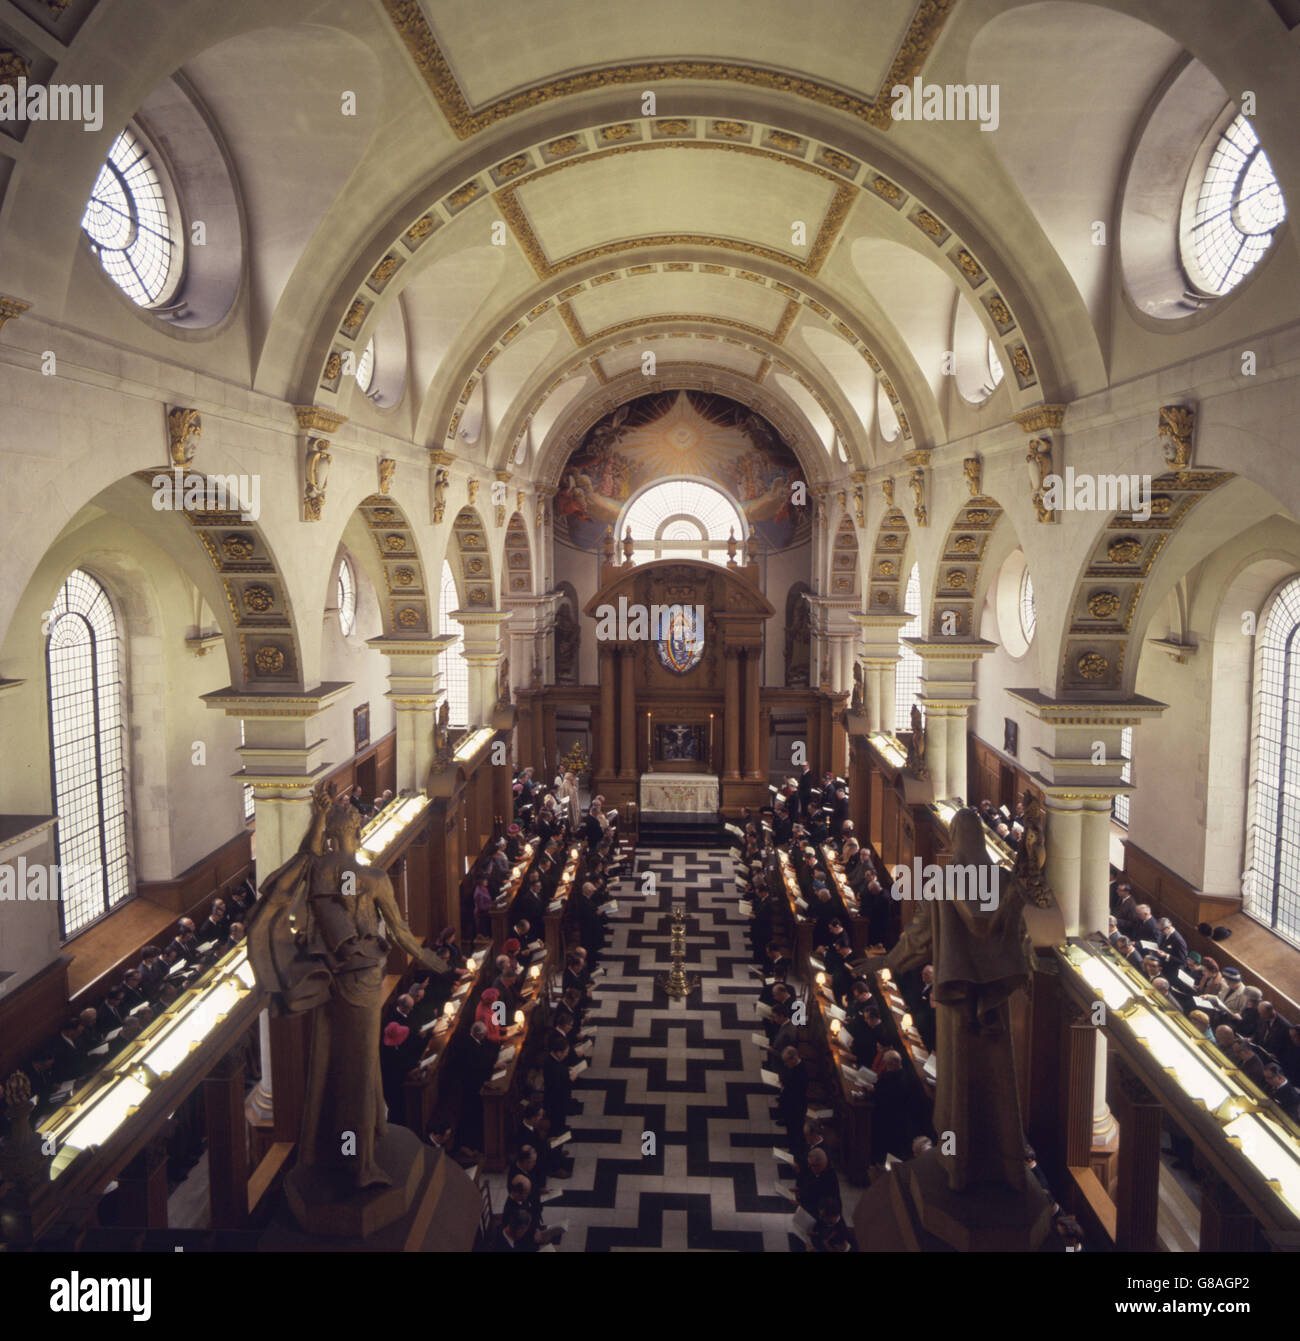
1156;918;1189;975
776;1045;809;1162
1113;935;1145;973
493;1205;540;1252
138;946;166;996
448;1021;500;1156
519;1101;572;1180
96;987;127;1035
773;800;794;847
1264;1063;1300;1119
1131;903;1160;949
543;1033;578;1136
795;1146;841;1218
797;765;817;818
52;1018;86;1084
196;898;229;946
574;883;606;963
119;969;146;1010
1255;1002;1292;1058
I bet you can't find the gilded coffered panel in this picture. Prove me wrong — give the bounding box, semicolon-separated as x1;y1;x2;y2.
929;498;1004;637
385;0;951;138
1058;470;1234;694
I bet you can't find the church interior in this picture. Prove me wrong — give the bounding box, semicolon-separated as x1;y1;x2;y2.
2;0;1300;1267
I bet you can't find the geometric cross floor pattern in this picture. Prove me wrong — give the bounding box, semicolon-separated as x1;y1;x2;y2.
482;848;806;1250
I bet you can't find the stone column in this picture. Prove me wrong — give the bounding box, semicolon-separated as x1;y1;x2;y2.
724;650;741;779
907;638;996;802
455;608;511;726
852;613;912;735
743;648;761;778
369;636;454;792
619;647;636;779
598;646;616;775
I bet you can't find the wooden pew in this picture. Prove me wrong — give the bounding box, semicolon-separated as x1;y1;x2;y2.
480;947;552;1171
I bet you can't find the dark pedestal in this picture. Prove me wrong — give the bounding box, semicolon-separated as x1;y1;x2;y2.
853;1149;1054;1252
261;1128;481;1251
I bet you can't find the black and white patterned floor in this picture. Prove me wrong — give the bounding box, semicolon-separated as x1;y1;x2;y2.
484;848;801;1251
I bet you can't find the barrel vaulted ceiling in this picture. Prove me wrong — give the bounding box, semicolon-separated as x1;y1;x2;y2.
3;0;1297;485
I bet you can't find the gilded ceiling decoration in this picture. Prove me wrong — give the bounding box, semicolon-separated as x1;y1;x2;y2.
380;0;957;139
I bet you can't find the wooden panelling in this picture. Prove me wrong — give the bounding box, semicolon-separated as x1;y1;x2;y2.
135;829;253;917
968;735;1043;812
1123;842;1240;929
0;957;70;1081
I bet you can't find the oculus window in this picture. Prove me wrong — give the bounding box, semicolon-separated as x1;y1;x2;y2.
1184;113;1286;298
82;126;182;310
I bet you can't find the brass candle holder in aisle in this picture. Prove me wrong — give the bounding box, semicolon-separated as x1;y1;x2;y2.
658;904;698;999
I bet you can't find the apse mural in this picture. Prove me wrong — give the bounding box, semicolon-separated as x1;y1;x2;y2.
554;390;808;551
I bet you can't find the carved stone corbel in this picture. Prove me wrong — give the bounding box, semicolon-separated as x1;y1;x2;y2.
303;439;331;522
881;477;895;507
166;406;201;469
908;467;927;527
1026;437;1055;523
433;467;450;523
377;457;396;494
963;454;982;498
0;295;32;335
1158;404;1195;473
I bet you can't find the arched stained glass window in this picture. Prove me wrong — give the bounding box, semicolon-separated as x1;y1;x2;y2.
1246;577;1300;945
46;569;131;938
619;480;746;565
895;564;923;732
439;561;468;729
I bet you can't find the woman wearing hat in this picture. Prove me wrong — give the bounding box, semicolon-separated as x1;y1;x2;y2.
1196;956;1226;999
1220;966;1248;1013
475;987;508;1043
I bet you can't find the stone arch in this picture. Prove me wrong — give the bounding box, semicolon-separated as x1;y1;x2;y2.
928;495;1007;639
1053;470;1236;694
111;471;307;690
346;494;434;637
828;514;860;600
446;506;496;613
503;511;534;599
865;502;913;617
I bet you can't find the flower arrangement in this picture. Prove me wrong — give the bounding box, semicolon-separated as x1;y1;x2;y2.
559;740;590;781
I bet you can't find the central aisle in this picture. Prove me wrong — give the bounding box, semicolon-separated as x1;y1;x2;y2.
495;846;800;1251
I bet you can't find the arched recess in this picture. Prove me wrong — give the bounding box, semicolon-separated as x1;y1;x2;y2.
503;512;534;598
553;580;580;686
117;471;306;690
347;494;433;636
446;506;496;613
828;515;860;600
1053;470;1236;694
928;496;1008;639
784;581;812;687
865;503;914;617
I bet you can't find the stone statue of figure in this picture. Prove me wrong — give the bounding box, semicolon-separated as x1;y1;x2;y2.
248;785;449;1190
876;807;1034;1193
908;702;926;771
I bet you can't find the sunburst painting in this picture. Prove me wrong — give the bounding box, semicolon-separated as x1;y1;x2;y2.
553;390;808;552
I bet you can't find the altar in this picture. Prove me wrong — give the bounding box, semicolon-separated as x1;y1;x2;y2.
639;772;720;822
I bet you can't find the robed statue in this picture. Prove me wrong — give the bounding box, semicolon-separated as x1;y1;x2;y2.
876;807;1034;1193
247;784;450;1190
